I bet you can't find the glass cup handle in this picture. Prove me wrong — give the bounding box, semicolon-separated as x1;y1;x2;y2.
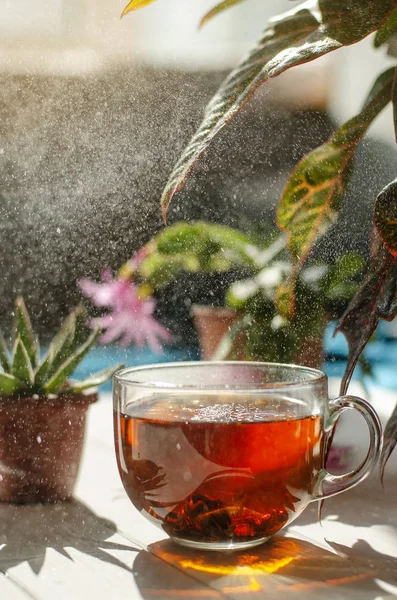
312;395;382;500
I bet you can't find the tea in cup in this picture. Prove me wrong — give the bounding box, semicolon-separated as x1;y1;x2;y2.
114;362;381;551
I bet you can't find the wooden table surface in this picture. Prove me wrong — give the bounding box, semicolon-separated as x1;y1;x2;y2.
1;381;397;600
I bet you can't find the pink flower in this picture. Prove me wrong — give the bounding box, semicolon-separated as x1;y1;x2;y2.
79;271;171;352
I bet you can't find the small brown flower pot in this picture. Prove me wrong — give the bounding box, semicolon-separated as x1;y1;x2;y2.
191;304;244;360
0;392;97;503
191;304;323;368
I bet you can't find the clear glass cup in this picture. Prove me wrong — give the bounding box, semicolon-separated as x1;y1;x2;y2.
113;361;381;551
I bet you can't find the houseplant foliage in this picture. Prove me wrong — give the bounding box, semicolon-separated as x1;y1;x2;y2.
0;297;122;502
122;0;397;475
0;297;121;395
86;221;363;365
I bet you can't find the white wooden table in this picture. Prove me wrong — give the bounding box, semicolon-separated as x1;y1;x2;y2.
1;381;397;600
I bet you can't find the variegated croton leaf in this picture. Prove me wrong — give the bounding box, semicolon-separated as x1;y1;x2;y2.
277;68;395;266
157;0;397;218
275;68;395;317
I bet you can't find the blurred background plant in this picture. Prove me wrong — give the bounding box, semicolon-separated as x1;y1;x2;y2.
80;221;364;366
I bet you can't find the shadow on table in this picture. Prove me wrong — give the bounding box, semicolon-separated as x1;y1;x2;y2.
0;499;137;574
328;539;397;591
292;474;397;530
132;535;396;599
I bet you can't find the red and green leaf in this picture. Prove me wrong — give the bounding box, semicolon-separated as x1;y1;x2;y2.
277;68;395;264
199;0;248;29
159;0;397;218
336;233;397;396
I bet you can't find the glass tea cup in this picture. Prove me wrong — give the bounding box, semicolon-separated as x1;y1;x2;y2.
113;361;381;551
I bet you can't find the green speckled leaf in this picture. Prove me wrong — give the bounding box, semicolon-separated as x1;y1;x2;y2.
0;332;10;372
44;329;100;394
67;363;124;393
13;297;39;369
0;372;23;395
11;338;34;387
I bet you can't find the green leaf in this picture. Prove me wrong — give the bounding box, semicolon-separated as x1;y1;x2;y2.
11;337;34;387
226;278;260;311
154;221;253;260
37;305;87;385
159;0;397;217
13;297;39;369
275;271;299;319
243;318;299;364
0;372;23;395
381;402;397;483
375;179;397;257
336;233;397;395
277;67;395;263
140;254;201;288
121;0;158;18
324;254;364;301
374;5;397;48
155;222;205;254
34;353;53;389
44;329;100;394
199;0;247;29
0;332;10;372
140;221;256;288
66;363;125;393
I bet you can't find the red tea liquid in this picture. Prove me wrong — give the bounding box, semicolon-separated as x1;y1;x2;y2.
114;397;323;545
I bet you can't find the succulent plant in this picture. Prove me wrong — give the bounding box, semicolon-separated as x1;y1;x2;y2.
0;297;122;397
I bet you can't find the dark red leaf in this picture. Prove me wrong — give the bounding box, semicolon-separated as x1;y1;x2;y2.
336;232;397;396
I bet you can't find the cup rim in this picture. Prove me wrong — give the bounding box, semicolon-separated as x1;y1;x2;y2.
113;361;327;391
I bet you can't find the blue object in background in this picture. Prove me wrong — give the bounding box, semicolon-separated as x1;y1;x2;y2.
323;322;397;391
73;344;200;391
72;322;396;393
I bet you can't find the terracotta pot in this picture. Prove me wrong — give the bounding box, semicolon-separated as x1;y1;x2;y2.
191;304;323;368
191;304;243;360
0;392;96;503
